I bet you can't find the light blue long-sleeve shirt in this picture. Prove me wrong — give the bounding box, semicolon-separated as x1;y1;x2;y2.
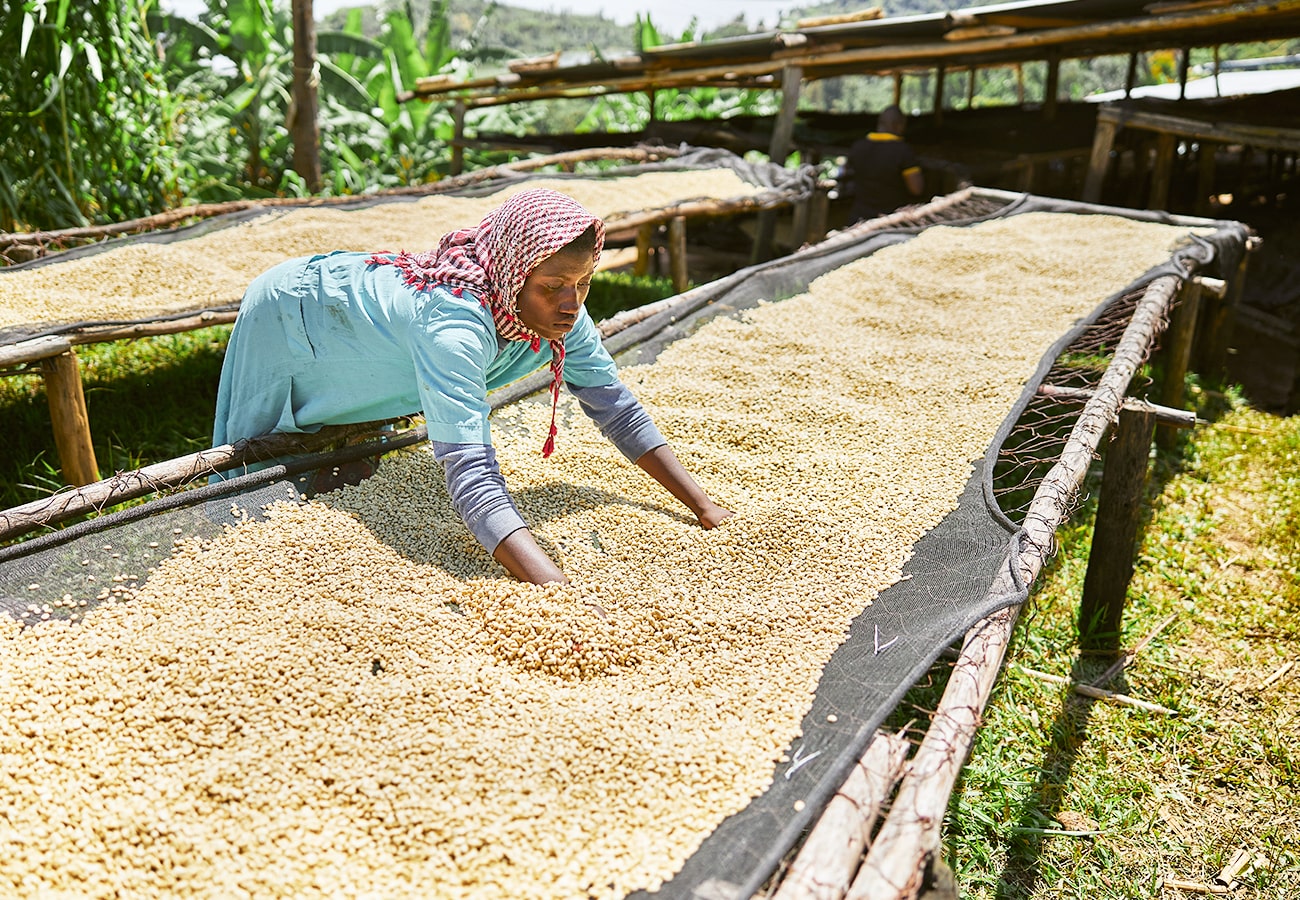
213;250;665;552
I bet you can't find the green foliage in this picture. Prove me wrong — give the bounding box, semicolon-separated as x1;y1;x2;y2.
585;270;677;321
0;0;177;231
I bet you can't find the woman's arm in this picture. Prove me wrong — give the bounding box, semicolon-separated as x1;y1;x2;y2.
568;381;732;528
492;528;568;584
434;441;567;585
635;444;733;529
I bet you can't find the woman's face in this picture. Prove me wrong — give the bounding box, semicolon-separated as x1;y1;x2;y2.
516;250;595;341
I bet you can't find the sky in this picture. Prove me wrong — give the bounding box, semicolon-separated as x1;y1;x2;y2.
158;0;793;37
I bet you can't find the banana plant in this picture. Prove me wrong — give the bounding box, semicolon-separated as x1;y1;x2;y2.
1;0;174;230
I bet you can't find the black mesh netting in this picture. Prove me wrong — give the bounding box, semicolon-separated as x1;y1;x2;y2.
0;190;1250;899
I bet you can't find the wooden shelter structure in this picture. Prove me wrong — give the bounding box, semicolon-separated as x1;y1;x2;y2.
1083;86;1300;212
409;0;1300;176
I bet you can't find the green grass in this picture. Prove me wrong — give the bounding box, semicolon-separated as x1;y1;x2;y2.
931;385;1300;899
0;326;231;510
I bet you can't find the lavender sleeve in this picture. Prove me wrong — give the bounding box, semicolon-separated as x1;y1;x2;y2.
568;380;666;462
432;442;527;553
432;382;662;553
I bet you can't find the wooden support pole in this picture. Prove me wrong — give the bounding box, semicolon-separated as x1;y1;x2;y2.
1044;53;1060;122
1178;46;1190;101
966;66;976;107
1082;117;1119;202
667;216;689;295
754;65;803;264
1149;131;1178;211
1125;51;1138;98
806;188;830;245
1196;254;1249;378
1078;403;1157;653
1195;139;1218;216
1015;62;1024;104
1187;274;1227;374
633;222;655;277
893;71;903;105
769;64;802;166
1157;278;1203;451
790;197;811;251
39;350;100;488
933;65;946;127
1134;135;1152;189
450;100;466;176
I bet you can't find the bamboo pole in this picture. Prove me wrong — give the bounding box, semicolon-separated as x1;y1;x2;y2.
846;275;1184;900
772;730;911;900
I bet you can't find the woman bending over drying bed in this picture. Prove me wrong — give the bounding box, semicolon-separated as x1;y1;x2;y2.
213;188;732;585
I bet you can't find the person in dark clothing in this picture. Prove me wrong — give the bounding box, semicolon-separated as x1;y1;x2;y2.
841;105;925;224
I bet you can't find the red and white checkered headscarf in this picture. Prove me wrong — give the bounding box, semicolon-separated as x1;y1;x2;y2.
369;189;605;457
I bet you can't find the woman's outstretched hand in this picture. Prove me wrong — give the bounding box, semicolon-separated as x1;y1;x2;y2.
696;501;734;530
636;445;733;531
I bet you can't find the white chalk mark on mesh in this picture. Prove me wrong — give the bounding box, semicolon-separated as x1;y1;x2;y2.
784;744;822;780
874;623;899;655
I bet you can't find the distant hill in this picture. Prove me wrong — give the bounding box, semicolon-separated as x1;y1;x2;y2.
318;0;973;63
